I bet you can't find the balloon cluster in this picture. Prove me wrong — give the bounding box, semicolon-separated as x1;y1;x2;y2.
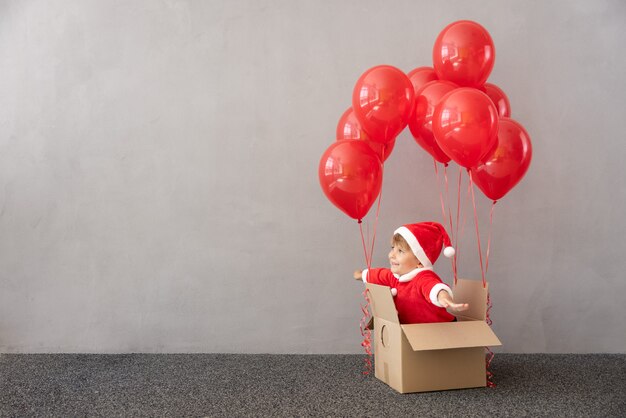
319;20;532;221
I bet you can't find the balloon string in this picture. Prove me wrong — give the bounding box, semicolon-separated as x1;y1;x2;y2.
368;184;384;268
436;161;457;282
447;165;457;282
485;291;495;387
434;160;447;229
358;223;373;375
460;174;471;244
454;173;471;282
357;154;385;376
451;166;462;284
455;167;462;247
444;164;458;284
486;291;493;327
359;290;373;375
484;205;495;386
486;346;495;387
365;218;369;257
359;223;370;267
367;145;385;268
485;201;496;274
468;170;486;288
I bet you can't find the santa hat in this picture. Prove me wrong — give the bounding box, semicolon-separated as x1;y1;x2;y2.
394;222;455;268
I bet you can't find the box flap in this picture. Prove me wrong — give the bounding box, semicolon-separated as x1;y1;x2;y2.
401;321;501;351
453;279;489;321
365;283;399;324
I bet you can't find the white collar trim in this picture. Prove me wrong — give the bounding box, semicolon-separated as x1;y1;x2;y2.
393;266;433;282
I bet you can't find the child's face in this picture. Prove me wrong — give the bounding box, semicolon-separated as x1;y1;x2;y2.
388;240;421;275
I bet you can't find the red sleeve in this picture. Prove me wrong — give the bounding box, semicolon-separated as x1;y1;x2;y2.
365;268;397;288
418;271;445;302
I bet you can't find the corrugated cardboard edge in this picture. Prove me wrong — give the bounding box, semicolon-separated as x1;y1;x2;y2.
401;320;502;351
452;279;488;321
365;283;399;324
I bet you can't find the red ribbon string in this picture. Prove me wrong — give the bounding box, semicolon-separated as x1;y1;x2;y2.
435;161;458;283
447;165;458;283
359;290;373;375
368;187;383;268
444;165;455;241
358;220;376;375
357;157;385;375
486;291;493;327
449;170;472;287
358;223;373;375
484;202;495;386
485;346;495;387
455;167;462;251
485;291;495;387
359;223;369;265
468;170;486;288
485;201;496;274
455;167;466;283
466;171;496;386
434;160;448;233
457;172;470;255
442;164;459;284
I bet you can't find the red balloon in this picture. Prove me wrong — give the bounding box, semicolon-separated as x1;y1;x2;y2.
433;20;495;87
319;140;383;221
482;83;511;117
432;87;499;168
352;65;414;144
406;66;438;94
407;80;458;164
471;118;532;201
336;107;395;161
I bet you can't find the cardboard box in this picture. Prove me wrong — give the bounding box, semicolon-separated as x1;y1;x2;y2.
366;279;501;393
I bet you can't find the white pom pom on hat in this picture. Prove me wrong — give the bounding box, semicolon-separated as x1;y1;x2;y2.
443;246;455;258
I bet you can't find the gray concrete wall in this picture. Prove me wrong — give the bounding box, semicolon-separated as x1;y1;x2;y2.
1;0;624;353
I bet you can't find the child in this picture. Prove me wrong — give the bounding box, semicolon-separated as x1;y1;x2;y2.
354;221;468;324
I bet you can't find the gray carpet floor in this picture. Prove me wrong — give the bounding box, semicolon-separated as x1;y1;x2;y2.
1;354;624;417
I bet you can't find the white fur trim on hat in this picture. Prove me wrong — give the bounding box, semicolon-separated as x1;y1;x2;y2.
394;226;433;268
429;283;453;307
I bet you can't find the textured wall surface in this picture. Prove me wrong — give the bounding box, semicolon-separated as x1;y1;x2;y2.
1;0;625;353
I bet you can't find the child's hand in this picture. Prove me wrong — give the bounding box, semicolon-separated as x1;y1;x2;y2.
437;290;469;312
441;299;469;312
353;269;363;280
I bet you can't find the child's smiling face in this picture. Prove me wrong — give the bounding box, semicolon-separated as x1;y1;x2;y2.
388;237;422;276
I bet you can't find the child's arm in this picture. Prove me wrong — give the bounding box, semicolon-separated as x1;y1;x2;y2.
437;290;469;312
353;268;395;286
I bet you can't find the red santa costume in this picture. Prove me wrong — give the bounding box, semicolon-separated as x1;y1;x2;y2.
362;222;456;324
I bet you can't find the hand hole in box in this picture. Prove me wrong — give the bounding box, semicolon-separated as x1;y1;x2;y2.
380;324;389;348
